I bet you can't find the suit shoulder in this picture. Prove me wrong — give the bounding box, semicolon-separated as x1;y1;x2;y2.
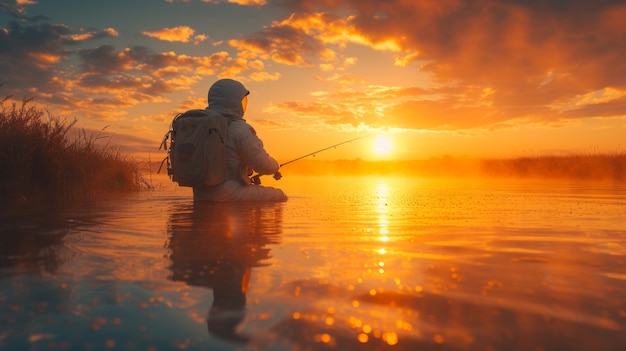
230;120;257;136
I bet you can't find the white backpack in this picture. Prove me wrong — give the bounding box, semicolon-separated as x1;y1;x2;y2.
159;109;229;187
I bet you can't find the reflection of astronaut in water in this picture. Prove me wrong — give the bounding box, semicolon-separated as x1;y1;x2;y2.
165;201;283;343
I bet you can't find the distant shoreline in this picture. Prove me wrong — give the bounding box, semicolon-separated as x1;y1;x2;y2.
139;152;626;182
274;154;626;181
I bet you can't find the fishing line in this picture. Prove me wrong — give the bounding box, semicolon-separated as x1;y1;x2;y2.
280;135;371;167
251;134;373;184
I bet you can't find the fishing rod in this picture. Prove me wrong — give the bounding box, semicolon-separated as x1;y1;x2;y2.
251;135;371;184
280;135;370;167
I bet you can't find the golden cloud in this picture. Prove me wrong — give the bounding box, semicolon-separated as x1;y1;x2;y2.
228;0;267;4
249;71;282;82
141;26;198;43
193;34;208;45
28;52;62;66
261;82;519;132
230;12;410;69
199;0;268;4
272;1;626;128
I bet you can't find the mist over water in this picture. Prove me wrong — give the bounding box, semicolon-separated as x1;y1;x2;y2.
285;153;626;182
1;175;625;350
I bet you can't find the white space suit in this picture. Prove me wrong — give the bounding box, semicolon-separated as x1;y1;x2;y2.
192;79;287;202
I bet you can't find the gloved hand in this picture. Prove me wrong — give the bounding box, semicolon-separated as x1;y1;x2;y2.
273;171;282;180
251;174;261;185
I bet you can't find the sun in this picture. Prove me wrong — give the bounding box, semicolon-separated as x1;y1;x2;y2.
372;136;393;156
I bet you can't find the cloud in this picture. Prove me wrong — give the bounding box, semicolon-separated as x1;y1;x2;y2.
198;0;268;5
0;15;280;121
193;34;208;45
0;7;281;121
141;26;203;43
270;0;626;129
5;0;625;141
64;45;238;119
227;0;268;5
230;11;410;69
0;21;72;93
0;8;282;102
169;0;268;4
249;71;281;82
1;0;44;21
0;18;117;97
263;82;555;132
65;28;119;43
78;45;135;74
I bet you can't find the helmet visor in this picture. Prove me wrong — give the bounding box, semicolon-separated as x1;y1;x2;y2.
241;95;248;114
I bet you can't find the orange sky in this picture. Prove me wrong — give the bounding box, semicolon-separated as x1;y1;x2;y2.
1;0;625;162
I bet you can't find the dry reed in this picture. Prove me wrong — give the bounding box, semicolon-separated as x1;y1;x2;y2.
0;96;141;206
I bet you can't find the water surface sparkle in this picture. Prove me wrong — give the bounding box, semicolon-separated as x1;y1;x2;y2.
1;176;625;350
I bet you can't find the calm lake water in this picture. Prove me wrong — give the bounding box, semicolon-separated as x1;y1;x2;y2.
1;175;626;351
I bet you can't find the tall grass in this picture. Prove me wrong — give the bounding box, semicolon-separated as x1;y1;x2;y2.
0;96;141;206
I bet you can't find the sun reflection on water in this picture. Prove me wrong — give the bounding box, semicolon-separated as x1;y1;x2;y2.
375;181;390;255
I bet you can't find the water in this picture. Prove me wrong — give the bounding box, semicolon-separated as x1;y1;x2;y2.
1;175;626;350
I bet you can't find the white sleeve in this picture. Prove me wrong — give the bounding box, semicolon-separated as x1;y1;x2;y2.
233;122;280;175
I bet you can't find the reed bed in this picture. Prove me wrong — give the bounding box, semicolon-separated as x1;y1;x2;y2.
0;97;141;206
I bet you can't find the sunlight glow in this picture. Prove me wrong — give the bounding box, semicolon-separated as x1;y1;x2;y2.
372;136;393;156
